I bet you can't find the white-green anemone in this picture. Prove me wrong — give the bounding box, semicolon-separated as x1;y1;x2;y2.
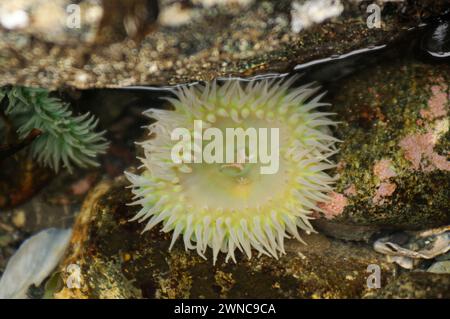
126;77;338;264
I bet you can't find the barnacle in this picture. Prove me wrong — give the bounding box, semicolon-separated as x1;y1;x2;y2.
126;77;339;264
0;87;109;172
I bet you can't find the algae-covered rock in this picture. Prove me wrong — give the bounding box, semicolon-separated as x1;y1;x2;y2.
366;272;450;299
54;177;396;299
314;60;450;239
0;0;448;89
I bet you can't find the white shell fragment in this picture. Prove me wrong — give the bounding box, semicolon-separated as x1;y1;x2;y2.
373;226;450;269
291;0;344;33
0;228;72;299
0;8;29;30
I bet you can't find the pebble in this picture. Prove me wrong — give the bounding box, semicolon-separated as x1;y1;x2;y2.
12;210;26;228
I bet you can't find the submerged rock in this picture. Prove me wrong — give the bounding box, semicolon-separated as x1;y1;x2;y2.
422;21;450;58
314;60;450;239
54;177;395;299
428;260;450;274
366;272;450;299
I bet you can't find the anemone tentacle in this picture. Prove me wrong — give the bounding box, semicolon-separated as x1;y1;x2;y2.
126;77;338;264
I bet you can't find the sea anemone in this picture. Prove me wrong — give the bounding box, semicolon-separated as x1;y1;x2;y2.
1;87;109;173
126;77;338;264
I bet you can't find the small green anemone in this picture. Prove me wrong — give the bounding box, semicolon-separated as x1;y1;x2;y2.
126;77;339;264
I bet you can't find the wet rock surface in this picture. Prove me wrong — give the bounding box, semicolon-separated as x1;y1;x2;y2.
1;0;449;89
54;177;396;299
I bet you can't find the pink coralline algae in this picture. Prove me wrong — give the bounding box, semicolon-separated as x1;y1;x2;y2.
399;81;449;172
429;152;450;171
420;84;448;121
373;159;397;181
318;192;348;219
336;160;346;172
372;182;397;205
372;159;397;205
399;132;450;172
344;184;357;196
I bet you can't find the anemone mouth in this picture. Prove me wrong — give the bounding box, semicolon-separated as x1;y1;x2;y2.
126;77;339;264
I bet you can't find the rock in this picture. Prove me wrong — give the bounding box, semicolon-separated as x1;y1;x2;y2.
314;60;450;239
0;0;158;44
428;260;450;274
0;0;448;89
54;177;395;299
366;272;450;299
311;219;379;242
421;21;450;58
11;210;26;228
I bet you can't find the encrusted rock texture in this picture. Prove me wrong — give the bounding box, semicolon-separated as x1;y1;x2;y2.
54;177;396;299
313;61;450;240
0;0;449;89
367;272;450;299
